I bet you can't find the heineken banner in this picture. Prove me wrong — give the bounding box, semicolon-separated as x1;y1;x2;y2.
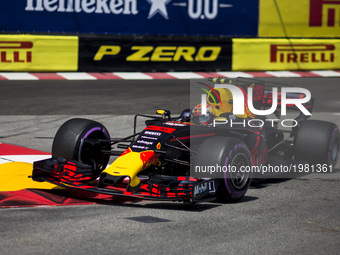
0;0;258;36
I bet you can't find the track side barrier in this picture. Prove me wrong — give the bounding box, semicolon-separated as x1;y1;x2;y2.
78;36;232;72
0;35;78;72
232;38;340;71
0;35;339;72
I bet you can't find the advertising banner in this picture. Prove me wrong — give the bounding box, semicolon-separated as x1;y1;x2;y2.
259;0;340;37
78;36;232;71
0;0;258;36
232;38;340;71
0;35;78;71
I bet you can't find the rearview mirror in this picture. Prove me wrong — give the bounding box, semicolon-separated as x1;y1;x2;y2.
156;109;171;119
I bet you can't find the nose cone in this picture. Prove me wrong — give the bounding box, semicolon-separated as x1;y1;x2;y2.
100;148;157;189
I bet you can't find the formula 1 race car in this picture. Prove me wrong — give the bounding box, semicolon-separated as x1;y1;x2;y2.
32;78;340;203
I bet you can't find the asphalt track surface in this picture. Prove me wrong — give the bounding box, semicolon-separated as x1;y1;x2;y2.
0;78;340;255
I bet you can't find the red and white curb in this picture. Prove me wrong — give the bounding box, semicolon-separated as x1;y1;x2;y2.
0;70;340;80
0;143;50;164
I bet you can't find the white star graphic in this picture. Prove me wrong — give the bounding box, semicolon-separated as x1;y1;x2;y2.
146;0;172;19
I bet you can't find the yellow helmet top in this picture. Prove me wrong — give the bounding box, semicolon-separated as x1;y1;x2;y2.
206;87;254;119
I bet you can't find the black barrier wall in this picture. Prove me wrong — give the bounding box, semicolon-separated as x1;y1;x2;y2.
78;36;232;72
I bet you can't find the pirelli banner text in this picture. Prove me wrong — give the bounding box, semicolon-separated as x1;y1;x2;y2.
0;35;78;71
232;38;340;71
78;36;232;72
259;0;340;37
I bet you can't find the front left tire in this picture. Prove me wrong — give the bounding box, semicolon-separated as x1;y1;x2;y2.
52;118;111;178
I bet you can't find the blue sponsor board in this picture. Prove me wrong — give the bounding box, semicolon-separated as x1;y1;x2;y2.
0;0;258;36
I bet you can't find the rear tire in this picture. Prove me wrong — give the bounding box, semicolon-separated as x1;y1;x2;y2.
194;136;252;202
295;120;339;167
52;118;111;178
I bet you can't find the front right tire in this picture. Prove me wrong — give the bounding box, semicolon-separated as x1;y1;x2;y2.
194;136;252;202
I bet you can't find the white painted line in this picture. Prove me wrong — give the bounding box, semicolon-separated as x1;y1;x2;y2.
57;72;97;80
113;72;153;80
266;71;301;77
0;158;12;164
166;72;205;79
0;71;339;80
332;113;340;116
0;155;50;164
0;72;39;80
311;70;340;77
217;71;254;78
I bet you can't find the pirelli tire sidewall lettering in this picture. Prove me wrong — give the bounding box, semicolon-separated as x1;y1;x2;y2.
78;37;232;71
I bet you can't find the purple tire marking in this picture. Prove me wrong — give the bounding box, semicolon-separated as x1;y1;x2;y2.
102;128;110;140
328;127;339;165
223;143;250;199
79;126;110;161
83;127;102;139
223;153;231;194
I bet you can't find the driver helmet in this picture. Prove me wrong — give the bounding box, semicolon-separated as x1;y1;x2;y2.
192;103;214;125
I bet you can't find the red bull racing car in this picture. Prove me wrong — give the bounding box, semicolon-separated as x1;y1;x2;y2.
32;78;339;203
